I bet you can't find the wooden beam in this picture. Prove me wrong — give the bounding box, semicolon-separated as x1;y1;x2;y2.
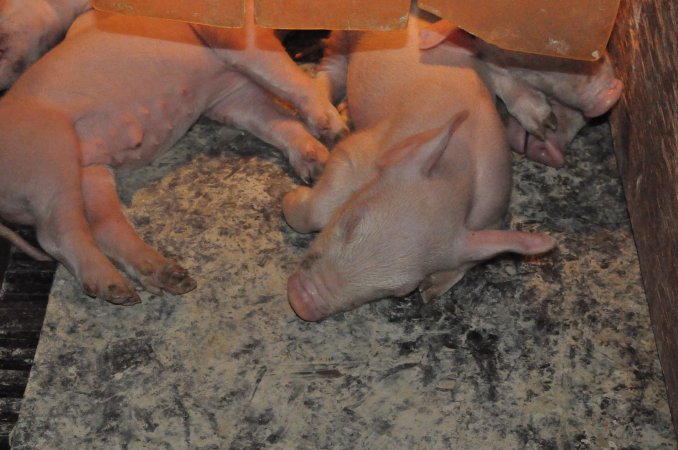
608;0;678;439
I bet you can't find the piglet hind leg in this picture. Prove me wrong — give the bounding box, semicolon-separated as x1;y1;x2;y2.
0;102;139;304
206;80;330;183
81;165;196;296
38;211;140;305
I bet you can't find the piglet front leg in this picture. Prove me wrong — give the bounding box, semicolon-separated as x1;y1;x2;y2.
206;77;332;183
193;20;348;144
283;133;379;232
483;65;559;140
0;98;140;304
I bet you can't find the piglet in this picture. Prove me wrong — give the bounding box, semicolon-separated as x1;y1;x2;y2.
282;9;556;321
0;0;91;89
419;21;623;167
0;5;345;305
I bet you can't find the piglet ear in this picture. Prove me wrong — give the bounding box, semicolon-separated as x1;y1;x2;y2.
420;21;477;55
378;110;469;178
463;230;557;262
419;20;457;49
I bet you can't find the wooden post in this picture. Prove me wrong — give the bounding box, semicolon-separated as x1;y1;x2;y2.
608;0;678;439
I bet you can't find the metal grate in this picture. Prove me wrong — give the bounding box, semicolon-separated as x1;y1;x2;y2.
0;225;55;449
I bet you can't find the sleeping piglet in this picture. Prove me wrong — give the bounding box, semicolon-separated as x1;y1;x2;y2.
0;5;346;305
419;20;623;167
282;8;557;321
0;0;92;89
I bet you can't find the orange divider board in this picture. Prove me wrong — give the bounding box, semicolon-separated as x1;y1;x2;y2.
92;0;408;29
418;0;620;60
92;0;620;60
93;0;245;27
255;0;410;30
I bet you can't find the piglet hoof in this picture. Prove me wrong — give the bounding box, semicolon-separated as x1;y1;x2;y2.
158;265;197;295
305;103;349;144
290;141;329;183
325;121;349;146
543;111;558;132
83;281;141;306
529;110;560;141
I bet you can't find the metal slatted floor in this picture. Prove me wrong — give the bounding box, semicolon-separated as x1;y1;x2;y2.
0;226;55;449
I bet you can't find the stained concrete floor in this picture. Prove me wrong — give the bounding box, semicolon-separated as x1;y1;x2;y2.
9;111;676;448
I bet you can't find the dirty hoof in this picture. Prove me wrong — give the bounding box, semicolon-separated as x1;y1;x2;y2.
83;280;141;306
159;265;197;295
543;110;558;132
291;141;329;183
319;114;349;144
305;102;349;143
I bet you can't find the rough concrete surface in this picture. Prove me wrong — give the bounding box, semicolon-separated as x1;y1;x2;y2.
10;114;674;448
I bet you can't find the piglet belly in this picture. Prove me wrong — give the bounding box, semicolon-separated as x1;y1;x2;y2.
77;91;203;168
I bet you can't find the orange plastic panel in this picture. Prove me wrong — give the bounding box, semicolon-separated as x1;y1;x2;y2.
255;0;410;30
418;0;620;60
93;0;245;27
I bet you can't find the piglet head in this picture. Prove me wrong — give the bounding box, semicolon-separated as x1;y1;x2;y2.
287;119;459;321
419;20;623;120
287;113;557;321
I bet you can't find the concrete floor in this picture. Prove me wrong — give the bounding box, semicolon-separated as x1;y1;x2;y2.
10;115;675;449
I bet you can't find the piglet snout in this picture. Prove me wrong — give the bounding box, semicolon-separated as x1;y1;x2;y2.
287;271;329;322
